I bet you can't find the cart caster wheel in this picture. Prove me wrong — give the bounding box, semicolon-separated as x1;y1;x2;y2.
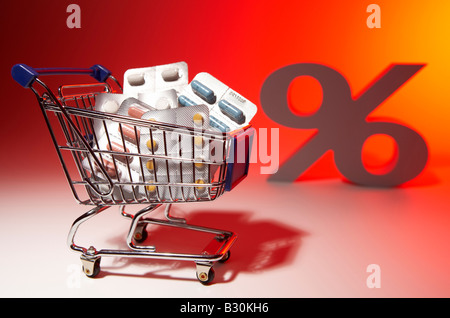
134;229;148;243
81;257;101;278
197;267;215;285
133;224;148;243
219;250;231;263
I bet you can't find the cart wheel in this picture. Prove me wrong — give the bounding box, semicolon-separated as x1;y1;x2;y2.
134;229;148;243
197;267;215;285
133;224;148;243
82;257;101;278
219;250;231;263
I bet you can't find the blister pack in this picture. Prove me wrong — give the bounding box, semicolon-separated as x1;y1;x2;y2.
123;61;188;96
91;97;155;151
116;97;156;118
138;89;179;110
138;104;215;200
140;104;211;159
95;93;130;114
178;72;258;132
91;95;156;144
83;61;256;203
93;93;130;139
81;148;144;202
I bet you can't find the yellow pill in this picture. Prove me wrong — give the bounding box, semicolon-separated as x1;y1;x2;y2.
146;139;158;151
194;157;205;168
146;185;157;192
194;161;204;169
194;136;204;148
193;113;204;126
195;179;206;191
146;160;155;171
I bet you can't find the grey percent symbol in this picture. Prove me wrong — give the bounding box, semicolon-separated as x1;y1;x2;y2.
260;63;428;187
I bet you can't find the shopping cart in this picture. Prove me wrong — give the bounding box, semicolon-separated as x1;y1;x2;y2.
12;63;254;284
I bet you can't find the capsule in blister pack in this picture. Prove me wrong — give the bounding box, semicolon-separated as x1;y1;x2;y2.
140;104;211;160
92;96;156;149
82;155;120;181
123;61;188;96
139;156;178;202
94;133;136;166
108;97;156;146
175;158;215;200
93;93;132;139
173;107;214;200
139;158;212;201
138;89;179;110
117;97;156;118
82;149;145;202
90;98;148;156
137;106;181;201
138;105;215;201
95;93;130;114
178;72;257;132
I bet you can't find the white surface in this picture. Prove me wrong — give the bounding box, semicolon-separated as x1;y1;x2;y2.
1;167;449;298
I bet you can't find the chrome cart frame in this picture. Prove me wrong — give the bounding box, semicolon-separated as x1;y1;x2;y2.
12;64;254;284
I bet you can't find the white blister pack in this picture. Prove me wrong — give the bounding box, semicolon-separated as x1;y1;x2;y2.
93;93;131;139
117;97;156;118
95;93;130;114
140;104;211;159
81;146;144;202
178;72;258;132
84;62;257;202
138;104;214;200
123;61;188;96
138;89;179;110
92;95;156;142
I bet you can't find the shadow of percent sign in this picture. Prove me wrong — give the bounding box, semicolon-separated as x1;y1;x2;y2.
260;63;428;187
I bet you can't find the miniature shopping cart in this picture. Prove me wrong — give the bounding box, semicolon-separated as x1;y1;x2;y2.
12;64;254;284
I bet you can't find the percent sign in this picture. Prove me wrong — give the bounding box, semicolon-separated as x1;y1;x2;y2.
260;63;428;187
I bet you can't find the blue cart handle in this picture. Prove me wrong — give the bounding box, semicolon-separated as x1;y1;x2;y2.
11;64;112;88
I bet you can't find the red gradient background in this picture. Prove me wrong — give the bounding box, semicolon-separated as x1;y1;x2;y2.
2;0;449;182
0;1;449;297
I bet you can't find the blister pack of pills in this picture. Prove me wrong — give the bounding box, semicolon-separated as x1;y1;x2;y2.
138;104;214;201
83;61;257;202
92;95;156;141
82;151;142;201
95;93;130;114
138;89;179;110
83;105;217;202
178;72;258;132
123;61;188;96
140;104;211;158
